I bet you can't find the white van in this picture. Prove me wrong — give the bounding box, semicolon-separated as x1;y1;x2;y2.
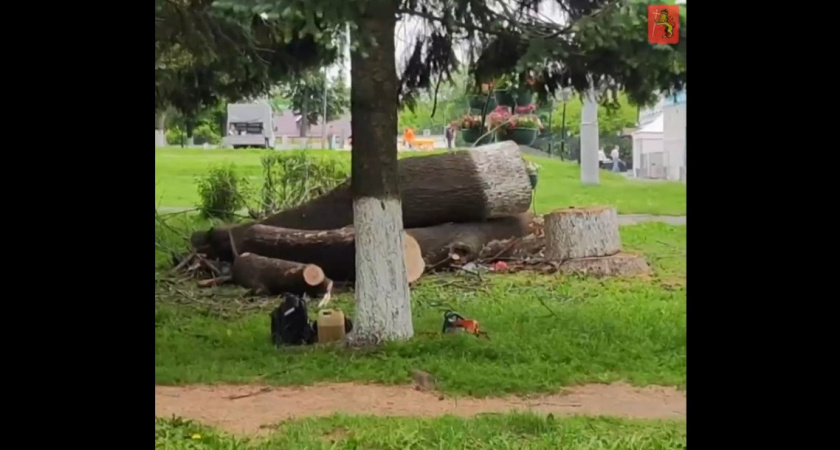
223;103;275;149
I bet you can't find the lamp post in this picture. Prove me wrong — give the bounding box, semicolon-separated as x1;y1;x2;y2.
558;88;572;160
580;88;600;185
321;67;328;149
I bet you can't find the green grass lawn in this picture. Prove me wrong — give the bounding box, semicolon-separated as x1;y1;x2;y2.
154;148;686;215
156;414;686;450
155;222;686;395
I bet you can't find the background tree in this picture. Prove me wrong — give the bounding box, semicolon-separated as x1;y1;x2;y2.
275;70;350;137
166;102;227;146
155;0;342;142
557;94;638;138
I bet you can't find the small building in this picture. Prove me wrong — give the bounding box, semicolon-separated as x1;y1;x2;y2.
272;110;352;149
632;91;686;181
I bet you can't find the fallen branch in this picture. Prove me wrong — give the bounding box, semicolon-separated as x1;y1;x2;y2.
197;275;232;288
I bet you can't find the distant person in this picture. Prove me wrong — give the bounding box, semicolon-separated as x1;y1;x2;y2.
610;146;621;172
598;149;608;162
403;128;415;149
445;122;457;150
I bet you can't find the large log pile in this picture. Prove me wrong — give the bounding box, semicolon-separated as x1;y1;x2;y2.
190;141;533;261
185;143;648;298
188;141;536;294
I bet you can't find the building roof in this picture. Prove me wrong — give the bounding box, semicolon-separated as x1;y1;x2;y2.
636;114;664;134
272;110;352;137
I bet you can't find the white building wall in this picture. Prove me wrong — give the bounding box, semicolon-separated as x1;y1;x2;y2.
633;90;686;181
663;92;686;181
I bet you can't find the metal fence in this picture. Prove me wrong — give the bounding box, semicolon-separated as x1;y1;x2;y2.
637;152;668;179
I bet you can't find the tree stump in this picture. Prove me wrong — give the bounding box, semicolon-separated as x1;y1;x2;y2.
544;206;622;261
558;252;650;277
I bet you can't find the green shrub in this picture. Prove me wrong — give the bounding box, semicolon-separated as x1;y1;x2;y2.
253;152;349;217
195;164;248;221
193;124;221;145
166;127;185;146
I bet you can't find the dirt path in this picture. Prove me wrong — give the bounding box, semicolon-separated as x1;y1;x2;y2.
155;383;686;435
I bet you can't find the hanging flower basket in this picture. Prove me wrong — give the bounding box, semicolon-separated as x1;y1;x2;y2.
494;89;515;107
507;127;539;146
469;95;497;111
460;128;493;146
504;114;542;146
515;90;534;107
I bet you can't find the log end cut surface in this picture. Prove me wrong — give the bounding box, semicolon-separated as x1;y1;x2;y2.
302;265;326;286
558;252;650;277
403;233;425;283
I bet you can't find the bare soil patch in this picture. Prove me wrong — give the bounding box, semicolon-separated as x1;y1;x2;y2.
155;382;686;435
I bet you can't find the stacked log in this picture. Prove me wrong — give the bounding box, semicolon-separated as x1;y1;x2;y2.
237;225;426;284
190;141;533;262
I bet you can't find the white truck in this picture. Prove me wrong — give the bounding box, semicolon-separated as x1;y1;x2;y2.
223;102;275;149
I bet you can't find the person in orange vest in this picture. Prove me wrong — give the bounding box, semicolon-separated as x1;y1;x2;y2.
403;127;415;149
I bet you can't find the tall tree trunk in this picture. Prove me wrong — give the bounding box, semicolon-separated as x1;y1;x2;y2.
299;102;308;137
185;119;195;147
347;0;412;344
155;112;167;147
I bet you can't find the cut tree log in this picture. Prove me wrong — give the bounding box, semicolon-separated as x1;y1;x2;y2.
237;224;425;283
544;206;622;262
231;253;334;301
558;252;650;277
190;141;533;260
405;214;533;267
262;140;532;229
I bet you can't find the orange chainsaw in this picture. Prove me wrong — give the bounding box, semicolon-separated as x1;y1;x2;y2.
442;310;489;339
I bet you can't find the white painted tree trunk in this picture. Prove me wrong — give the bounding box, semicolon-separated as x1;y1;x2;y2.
580;90;600;185
352;197;414;344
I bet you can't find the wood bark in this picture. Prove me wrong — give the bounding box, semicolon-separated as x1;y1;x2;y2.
544;206;622;261
192;214;534;272
406;214;534;267
231;253;333;298
237;224;425;283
